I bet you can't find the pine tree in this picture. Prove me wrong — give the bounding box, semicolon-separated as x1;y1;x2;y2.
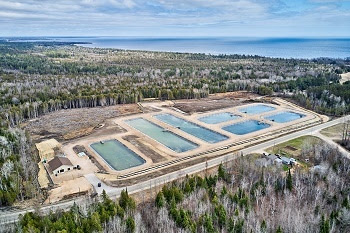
155;191;165;208
286;169;293;191
126;216;135;233
276;226;283;233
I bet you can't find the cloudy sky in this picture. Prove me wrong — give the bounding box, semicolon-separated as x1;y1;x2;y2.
0;0;349;37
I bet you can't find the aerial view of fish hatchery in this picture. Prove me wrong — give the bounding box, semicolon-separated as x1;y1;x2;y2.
24;92;327;204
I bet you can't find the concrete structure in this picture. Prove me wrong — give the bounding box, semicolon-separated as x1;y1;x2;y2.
48;156;74;175
36;139;62;161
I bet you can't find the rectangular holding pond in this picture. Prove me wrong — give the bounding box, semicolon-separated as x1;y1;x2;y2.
223;120;270;135
90;139;145;171
239;104;275;115
155;113;228;143
264;111;305;123
198;112;241;124
126;118;198;153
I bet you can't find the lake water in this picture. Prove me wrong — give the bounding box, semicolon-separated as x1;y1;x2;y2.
90;139;145;171
126;118;198;153
198;112;241;124
155;114;228;143
223;120;270;135
238;104;276;115
264;111;305;123
49;37;350;59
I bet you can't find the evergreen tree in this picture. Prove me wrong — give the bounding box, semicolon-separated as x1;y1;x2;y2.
276;226;283;233
126;216;135;233
155;191;165;208
286;169;293;191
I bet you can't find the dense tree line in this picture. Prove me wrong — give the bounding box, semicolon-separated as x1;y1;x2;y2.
273;75;350;115
0;120;39;206
18;189;136;233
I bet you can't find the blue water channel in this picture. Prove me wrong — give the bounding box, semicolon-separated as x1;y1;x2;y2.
125;118;198;153
264;111;305;123
155;114;228;143
198;112;241;124
90;139;145;171
238;104;276;115
222;120;270;135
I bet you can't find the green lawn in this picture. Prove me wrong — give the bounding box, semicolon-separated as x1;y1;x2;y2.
266;136;322;168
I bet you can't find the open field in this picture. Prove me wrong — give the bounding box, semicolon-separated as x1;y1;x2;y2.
320;123;346;138
173;91;259;113
23;104;140;142
45;177;92;204
340;72;350;84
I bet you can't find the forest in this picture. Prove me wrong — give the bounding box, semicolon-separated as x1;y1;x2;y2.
0;40;349;209
14;142;350;233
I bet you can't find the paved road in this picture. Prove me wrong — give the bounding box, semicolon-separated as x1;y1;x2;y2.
84;174;115;194
1;115;349;226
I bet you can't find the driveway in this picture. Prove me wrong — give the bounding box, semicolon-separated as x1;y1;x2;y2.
84;173;117;194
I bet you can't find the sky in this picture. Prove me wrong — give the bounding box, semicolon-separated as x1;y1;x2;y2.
0;0;349;37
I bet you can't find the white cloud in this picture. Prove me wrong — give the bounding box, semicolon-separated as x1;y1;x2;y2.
0;0;348;36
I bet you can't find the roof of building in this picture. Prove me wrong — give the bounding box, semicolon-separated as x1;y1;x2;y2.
78;152;86;157
48;156;73;171
281;156;291;162
274;158;283;163
267;154;278;160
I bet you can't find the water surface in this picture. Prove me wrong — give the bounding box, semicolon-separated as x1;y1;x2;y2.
223;120;270;135
264;111;305;123
199;112;241;124
49;37;350;59
90;139;145;171
126;118;197;152
155;114;228;143
239;104;276;115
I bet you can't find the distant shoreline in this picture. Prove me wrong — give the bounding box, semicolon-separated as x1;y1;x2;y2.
1;37;349;59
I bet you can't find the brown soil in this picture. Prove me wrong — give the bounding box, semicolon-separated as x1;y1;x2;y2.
24;104;140;142
285;145;298;151
73;145;107;173
173;92;259;114
122;135;167;163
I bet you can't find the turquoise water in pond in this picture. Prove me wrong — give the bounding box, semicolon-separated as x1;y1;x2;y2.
239;104;275;115
155;114;228;143
126;118;198;153
264;111;305;123
90;139;145;171
223;120;270;135
198;112;241;124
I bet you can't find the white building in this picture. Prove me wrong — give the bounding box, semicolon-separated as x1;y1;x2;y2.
48;156;73;175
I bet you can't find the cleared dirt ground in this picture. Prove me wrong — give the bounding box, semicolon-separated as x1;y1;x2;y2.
122;135;167;163
24;104;141;142
45;177;92;204
173;91;259;113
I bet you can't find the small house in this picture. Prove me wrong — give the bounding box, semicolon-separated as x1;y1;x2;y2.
48;156;73;175
281;156;291;165
281;156;296;165
274;158;283;165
